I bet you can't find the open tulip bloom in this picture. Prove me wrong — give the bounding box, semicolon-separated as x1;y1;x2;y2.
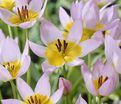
81;59;119;96
59;0;119;43
105;35;121;74
0;0;47;29
29;19;102;73
0;37;30;81
2;74;64;104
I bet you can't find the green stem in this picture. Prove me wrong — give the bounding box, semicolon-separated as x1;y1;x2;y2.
25;29;31;85
98;96;101;104
93;96;96;104
7;25;12;37
10;80;16;98
0;90;2;100
88;54;92;104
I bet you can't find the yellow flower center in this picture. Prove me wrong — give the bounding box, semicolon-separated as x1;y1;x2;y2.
23;93;53;104
93;75;108;91
2;60;21;78
63;22;105;42
45;39;82;66
0;0;15;11
8;6;39;25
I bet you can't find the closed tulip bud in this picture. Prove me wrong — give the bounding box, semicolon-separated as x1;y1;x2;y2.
59;77;72;95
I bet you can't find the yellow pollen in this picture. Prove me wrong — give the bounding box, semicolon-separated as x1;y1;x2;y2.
8;6;39;25
23;93;53;104
0;0;15;11
93;76;108;91
2;60;21;78
45;39;82;66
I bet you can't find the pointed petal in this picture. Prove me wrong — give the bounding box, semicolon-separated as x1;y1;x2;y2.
105;35;120;61
59;7;72;27
0;8;16;26
35;73;50;96
17;77;34;99
17;55;30;77
76;95;87;104
29;0;44;12
67;58;84;67
19;21;36;29
70;1;83;20
51;87;64;103
80;32;103;57
2;99;22;104
67;20;82;43
40;19;63;45
29;41;45;57
41;60;57;74
0;29;5;41
98;78;115;96
82;0;99;29
0;38;21;63
0;64;12;81
22;40;29;58
81;64;97;96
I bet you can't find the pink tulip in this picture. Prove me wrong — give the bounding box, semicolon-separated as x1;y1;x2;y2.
81;59;119;96
2;74;64;104
0;0;47;29
59;77;72;95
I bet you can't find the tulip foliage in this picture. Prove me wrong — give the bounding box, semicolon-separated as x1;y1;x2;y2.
0;0;121;104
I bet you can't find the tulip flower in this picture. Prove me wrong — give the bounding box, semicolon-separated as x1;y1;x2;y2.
93;0;115;8
105;35;121;74
29;19;102;73
76;95;87;104
0;38;30;81
0;0;15;11
59;0;119;42
81;59;119;96
59;77;72;95
0;0;47;29
2;74;64;104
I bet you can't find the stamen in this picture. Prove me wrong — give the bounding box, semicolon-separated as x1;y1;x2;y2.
17;8;22;20
63;40;68;53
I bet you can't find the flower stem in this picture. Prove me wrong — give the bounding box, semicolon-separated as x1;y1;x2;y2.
10;80;16;98
88;54;92;104
25;29;31;85
98;96;101;104
7;25;12;37
0;90;3;100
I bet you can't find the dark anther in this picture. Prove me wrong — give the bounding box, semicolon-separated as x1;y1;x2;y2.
63;40;68;53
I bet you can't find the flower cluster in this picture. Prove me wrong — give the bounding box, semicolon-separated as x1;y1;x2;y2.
0;0;121;104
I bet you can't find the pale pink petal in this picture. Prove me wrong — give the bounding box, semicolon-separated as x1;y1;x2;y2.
92;59;104;80
39;0;48;18
17;55;30;77
0;8;16;26
0;29;5;41
29;41;46;57
29;0;44;12
59;7;72;27
22;40;29;57
105;35;120;61
35;73;50;96
2;99;22;104
19;21;36;29
80;37;102;57
76;95;87;104
98;78;116;96
14;0;29;8
17;77;34;100
70;1;83;20
81;64;97;96
41;60;57;74
0;38;21;63
40;19;63;45
67;58;84;67
0;64;12;82
51;87;64;103
82;0;99;29
67;20;82;43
